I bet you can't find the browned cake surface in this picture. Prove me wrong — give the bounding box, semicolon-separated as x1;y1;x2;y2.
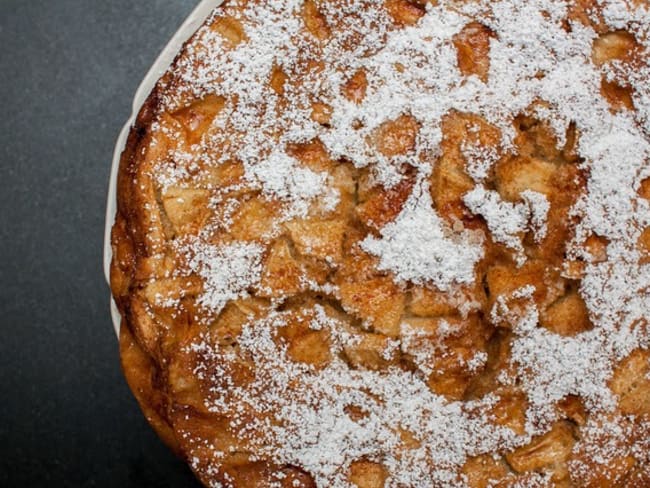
111;0;650;486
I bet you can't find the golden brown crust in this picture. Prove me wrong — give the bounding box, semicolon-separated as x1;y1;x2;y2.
119;322;181;455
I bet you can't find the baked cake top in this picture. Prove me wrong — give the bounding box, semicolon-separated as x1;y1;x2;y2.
111;0;650;486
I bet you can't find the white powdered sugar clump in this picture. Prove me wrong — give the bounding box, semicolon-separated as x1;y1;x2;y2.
244;149;338;219
463;185;529;257
463;186;550;263
184;239;264;314
154;153;198;191
361;180;484;290
462;141;500;182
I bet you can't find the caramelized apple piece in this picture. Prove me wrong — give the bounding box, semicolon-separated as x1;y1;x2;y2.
601;79;635;112
610;349;650;415
495;156;556;201
285;218;346;262
506;422;575;476
343;69;369;104
385;0;426;26
339;277;405;337
373;114;419;157
269;66;288;95
212;16;247;46
454;22;494;82
540;291;593;336
173;94;226;145
302;0;330;40
259;239;303;297
592;31;639;65
162;187;210;233
462;454;509;488
311;101;333;125
349;460;388;488
343;331;398;370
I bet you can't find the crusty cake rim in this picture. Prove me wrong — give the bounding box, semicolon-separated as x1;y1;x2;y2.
104;0;226;337
109;5;225;465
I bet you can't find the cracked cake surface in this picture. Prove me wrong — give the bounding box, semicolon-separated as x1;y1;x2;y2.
111;0;650;486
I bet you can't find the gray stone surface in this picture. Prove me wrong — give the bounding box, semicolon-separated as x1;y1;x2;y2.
0;1;202;485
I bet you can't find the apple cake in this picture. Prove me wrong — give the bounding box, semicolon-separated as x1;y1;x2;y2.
110;0;650;486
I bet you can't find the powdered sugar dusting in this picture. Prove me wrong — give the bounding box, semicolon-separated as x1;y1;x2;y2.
361;180;484;289
184;239;264;314
463;185;529;260
463;186;551;264
244;148;337;219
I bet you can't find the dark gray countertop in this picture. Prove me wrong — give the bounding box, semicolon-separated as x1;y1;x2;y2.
0;1;203;486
